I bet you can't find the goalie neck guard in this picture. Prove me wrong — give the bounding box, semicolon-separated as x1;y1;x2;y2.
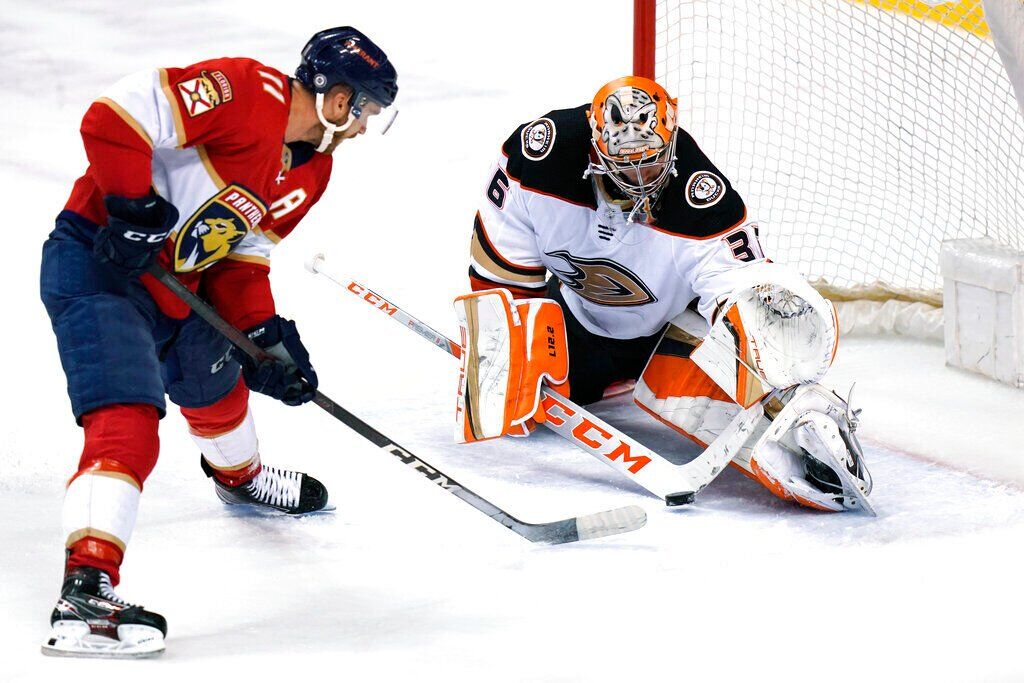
587;76;679;221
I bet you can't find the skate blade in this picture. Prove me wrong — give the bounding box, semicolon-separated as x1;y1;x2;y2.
217;500;337;516
41;621;165;659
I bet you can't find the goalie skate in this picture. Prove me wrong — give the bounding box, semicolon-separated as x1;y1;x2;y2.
201;457;331;514
41;567;166;659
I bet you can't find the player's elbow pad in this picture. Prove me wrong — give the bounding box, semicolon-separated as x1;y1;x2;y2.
715;262;838;389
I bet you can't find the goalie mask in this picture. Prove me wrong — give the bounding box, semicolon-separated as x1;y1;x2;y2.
587;77;679;221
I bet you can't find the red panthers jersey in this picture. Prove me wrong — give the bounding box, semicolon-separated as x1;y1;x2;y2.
65;57;333;324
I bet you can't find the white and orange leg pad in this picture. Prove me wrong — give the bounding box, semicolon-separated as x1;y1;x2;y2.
745;384;875;514
63;464;141;564
454;288;569;443
633;324;743;448
690;262;839;407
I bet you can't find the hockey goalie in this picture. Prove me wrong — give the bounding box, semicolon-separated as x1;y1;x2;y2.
455;76;873;513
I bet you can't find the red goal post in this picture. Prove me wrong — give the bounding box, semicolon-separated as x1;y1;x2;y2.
634;0;1024;338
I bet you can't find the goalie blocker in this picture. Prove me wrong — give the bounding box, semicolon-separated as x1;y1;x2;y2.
459;260;873;513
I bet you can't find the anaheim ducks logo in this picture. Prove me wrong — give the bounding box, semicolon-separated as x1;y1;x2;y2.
174;185;266;273
546;250;657;307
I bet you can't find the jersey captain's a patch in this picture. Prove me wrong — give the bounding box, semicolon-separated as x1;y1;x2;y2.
685;171;725;208
176;70;233;117
174;185;266;272
546;250;657;307
521;118;556;160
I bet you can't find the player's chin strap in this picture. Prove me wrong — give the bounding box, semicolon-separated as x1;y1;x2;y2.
314;92;359;153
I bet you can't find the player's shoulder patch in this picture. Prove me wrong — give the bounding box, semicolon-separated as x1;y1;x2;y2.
175;68;233;118
684;170;726;209
500;104;594;208
520;117;557;160
650;129;746;238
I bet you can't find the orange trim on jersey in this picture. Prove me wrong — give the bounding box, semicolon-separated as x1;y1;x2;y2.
647;208;749;241
158;68;187;147
511;175;597;210
196;145;226;189
474;212;546;274
225;253;271;266
469;273;542;299
68;458;143;490
95;97;153;149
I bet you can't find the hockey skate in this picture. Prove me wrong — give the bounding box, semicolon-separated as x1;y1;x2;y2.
201;457;331;514
41;567;166;659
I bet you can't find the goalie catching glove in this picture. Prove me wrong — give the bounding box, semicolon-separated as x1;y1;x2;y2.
636;261;871;512
454;289;569;442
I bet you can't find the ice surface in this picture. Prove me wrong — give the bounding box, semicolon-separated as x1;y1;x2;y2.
1;1;1022;681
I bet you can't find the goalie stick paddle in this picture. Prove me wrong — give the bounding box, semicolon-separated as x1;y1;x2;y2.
305;254;757;505
146;264;646;545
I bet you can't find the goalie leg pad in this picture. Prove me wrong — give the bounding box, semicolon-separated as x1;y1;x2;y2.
454;289;569;443
746;385;874;514
633;326;742;447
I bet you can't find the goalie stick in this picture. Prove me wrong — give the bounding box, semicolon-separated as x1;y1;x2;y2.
306;254;762;505
146;264;646;545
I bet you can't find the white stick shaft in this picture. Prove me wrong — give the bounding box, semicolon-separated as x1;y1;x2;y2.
308;255;743;502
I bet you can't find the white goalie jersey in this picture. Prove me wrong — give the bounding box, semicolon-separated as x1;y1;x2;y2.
468;104;766;338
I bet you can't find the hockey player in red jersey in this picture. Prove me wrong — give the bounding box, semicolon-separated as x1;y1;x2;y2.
39;27;397;658
455;77;873;514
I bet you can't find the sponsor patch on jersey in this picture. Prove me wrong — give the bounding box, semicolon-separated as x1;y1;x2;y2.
177;70;233;118
521;118;556;161
546;250;657;307
685;171;725;209
174;184;267;272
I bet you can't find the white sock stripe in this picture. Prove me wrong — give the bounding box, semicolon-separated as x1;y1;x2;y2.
62;474;141;549
190;407;259;469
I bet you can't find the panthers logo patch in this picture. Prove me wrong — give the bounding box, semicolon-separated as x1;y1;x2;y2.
174;185;266;273
546;250;657;307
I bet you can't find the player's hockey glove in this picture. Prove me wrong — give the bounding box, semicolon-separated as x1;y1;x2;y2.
239;315;318;406
93;194;178;278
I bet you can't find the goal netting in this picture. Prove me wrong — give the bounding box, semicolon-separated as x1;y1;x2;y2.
642;0;1024;334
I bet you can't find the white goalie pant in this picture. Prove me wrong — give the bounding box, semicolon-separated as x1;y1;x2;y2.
635;262;873;512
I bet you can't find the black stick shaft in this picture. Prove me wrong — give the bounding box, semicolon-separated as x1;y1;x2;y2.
145;264;538;531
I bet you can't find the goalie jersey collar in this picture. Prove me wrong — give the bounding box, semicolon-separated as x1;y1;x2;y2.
501;104;746;239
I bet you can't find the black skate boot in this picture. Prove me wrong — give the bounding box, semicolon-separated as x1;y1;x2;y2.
41;566;166;658
201;456;330;514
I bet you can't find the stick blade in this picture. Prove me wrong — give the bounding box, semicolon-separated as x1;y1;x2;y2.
573;504;648;543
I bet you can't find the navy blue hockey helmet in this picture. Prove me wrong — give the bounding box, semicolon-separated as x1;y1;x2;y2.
295;27;398;111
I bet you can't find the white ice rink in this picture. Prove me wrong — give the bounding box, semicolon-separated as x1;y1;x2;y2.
1;1;1022;681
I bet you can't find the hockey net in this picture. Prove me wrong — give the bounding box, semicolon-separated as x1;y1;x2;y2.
638;0;1024;337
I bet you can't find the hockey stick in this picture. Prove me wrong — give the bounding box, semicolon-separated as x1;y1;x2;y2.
306;254;762;505
146;264;646;545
